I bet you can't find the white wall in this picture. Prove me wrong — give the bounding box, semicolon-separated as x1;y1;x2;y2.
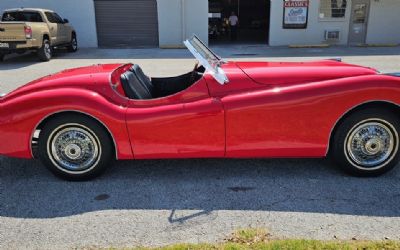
0;0;98;47
156;0;183;47
269;0;352;46
183;0;208;45
157;0;208;48
366;0;400;45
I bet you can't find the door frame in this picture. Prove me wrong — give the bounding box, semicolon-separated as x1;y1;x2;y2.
348;0;371;45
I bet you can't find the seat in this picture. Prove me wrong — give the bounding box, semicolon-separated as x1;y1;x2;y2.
130;64;155;95
120;71;152;100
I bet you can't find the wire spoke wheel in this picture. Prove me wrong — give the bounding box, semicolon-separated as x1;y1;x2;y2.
39;114;113;181
344;118;399;171
331;108;400;177
47;124;102;174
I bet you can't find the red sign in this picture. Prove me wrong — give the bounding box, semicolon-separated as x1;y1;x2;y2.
284;1;309;8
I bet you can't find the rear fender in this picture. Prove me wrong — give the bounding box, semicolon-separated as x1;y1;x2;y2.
0;88;132;159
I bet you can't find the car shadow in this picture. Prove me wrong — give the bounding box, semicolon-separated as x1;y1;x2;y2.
0;49;75;70
1;157;399;219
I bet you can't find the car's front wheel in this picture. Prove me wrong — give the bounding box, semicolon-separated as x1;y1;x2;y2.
38;114;113;181
331;108;400;176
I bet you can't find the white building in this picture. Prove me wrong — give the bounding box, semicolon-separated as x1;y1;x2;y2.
0;0;399;48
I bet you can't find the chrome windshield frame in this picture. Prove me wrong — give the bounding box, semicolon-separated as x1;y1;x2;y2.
184;35;229;85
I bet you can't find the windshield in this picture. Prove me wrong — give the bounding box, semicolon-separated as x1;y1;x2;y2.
184;35;228;84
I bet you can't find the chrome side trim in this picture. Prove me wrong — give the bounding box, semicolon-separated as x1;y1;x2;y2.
325;100;400;156
30;110;119;160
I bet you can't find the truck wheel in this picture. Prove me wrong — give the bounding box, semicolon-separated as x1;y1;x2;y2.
38;39;52;62
67;34;78;52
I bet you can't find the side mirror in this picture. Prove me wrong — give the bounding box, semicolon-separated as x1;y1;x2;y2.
63;18;69;23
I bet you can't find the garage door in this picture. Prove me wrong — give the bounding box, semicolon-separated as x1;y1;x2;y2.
94;0;159;47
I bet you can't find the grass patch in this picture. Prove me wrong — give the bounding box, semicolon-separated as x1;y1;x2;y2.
83;229;400;250
225;228;271;244
136;240;400;250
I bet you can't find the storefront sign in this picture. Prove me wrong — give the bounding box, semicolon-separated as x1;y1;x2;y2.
283;0;309;29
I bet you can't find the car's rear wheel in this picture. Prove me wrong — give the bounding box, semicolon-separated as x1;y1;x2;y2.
38;38;52;61
38;114;113;181
67;34;78;52
331;108;400;176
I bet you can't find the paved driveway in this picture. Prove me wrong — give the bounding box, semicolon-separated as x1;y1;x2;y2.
1;46;400;249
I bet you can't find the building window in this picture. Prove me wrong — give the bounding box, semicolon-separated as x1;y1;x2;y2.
319;0;347;20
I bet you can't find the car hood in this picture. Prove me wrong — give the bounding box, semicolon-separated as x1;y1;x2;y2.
2;64;124;100
236;60;378;86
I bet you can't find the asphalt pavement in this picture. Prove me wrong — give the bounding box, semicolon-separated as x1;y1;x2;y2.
1;45;400;249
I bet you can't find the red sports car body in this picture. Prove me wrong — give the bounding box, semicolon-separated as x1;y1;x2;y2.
1;35;400;180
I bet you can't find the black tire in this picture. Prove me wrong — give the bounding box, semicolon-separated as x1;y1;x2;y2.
0;54;4;62
38;38;52;61
67;33;78;52
331;108;400;177
38;114;114;181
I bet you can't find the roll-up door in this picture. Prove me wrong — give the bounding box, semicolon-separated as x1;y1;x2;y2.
94;0;159;47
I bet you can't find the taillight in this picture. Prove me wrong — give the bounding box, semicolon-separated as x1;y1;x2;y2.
24;26;32;39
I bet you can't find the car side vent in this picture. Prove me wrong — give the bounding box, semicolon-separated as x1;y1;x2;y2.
324;30;340;42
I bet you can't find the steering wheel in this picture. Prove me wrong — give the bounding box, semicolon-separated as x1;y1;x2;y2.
191;61;200;82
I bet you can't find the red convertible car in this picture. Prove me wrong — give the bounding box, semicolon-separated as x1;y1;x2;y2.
1;35;400;180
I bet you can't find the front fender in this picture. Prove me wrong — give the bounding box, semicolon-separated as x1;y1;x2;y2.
0;88;132;159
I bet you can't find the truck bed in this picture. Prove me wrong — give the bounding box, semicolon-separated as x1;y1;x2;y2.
0;22;29;42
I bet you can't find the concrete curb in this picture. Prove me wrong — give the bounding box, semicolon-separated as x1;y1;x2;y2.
355;44;399;47
288;44;331;48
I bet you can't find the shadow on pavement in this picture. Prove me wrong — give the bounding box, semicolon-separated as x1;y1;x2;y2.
0;49;76;70
1;157;399;219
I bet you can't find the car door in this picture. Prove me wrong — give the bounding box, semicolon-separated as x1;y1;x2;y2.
44;12;59;44
52;12;69;43
44;12;67;44
125;78;225;159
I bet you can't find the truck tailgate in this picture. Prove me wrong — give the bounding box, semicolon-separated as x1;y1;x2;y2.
0;22;27;41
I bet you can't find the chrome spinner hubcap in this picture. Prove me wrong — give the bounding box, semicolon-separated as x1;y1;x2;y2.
48;126;100;173
346;120;396;169
64;143;82;160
